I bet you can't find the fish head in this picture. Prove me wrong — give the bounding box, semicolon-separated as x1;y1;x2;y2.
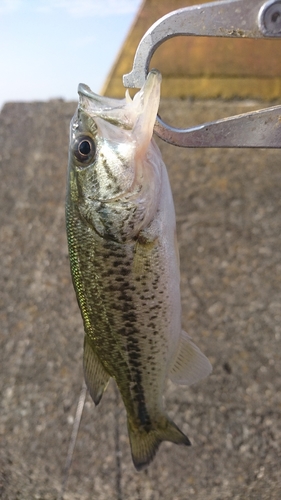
67;70;163;240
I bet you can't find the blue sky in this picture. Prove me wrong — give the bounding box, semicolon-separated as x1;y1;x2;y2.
0;0;142;110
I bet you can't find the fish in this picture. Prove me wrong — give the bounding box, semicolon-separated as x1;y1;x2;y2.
66;69;212;471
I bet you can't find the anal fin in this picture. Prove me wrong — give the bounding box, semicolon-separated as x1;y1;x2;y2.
169;330;212;386
83;335;110;405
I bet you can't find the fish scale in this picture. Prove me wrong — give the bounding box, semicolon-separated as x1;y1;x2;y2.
71;227;166;426
66;69;212;470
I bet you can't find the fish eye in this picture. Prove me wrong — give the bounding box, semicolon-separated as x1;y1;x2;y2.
74;135;96;164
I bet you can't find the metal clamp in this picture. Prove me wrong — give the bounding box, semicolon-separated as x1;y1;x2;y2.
123;0;281;148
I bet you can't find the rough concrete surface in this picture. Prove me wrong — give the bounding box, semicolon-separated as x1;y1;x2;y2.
0;97;280;499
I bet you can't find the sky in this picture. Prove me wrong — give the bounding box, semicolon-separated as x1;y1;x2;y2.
0;0;142;111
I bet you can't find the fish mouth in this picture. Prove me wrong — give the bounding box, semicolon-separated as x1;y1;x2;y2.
78;83;128;112
78;83;134;130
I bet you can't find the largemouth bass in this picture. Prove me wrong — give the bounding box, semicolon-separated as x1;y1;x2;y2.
66;70;212;471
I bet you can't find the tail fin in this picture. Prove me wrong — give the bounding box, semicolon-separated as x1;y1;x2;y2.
127;416;191;471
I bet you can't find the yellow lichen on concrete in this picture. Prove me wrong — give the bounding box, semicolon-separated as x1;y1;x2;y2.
159;77;281;100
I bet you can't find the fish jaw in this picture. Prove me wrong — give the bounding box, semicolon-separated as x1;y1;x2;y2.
77;69;161;144
76;69;162;201
67;71;164;242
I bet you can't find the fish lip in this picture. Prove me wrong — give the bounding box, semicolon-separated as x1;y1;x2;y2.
78;83;124;109
78;83;100;101
77;83;133;129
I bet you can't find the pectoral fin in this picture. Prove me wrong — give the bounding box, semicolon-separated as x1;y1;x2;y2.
83;335;110;405
169;330;212;386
